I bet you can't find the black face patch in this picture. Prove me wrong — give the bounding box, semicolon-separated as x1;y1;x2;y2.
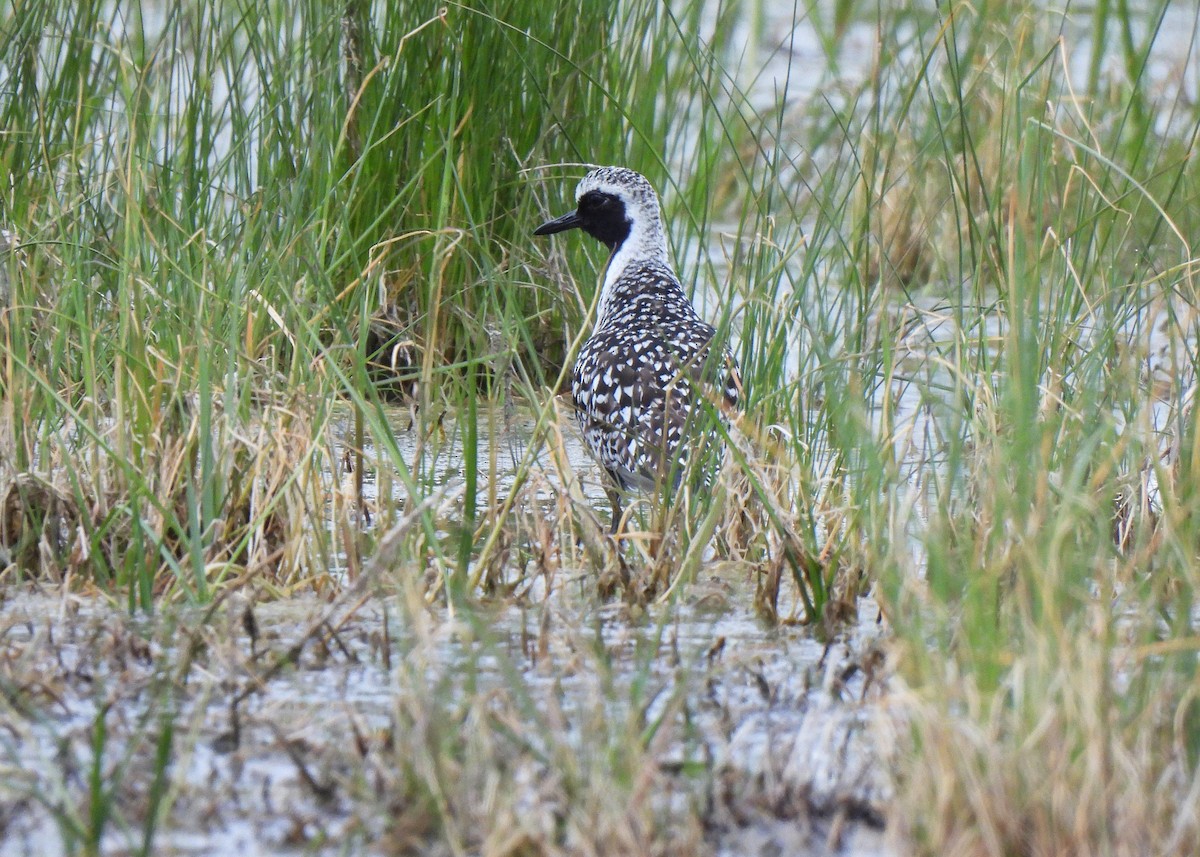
575;190;631;250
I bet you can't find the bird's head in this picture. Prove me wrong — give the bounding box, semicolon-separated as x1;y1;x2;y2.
534;166;664;254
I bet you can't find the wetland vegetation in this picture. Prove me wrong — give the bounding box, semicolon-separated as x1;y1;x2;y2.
1;0;1199;854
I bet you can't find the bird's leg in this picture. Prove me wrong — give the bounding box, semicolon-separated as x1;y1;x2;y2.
606;483;624;536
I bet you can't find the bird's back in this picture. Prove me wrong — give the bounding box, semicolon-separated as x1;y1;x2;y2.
572;259;739;491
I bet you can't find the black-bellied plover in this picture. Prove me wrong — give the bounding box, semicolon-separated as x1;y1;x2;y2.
535;166;741;530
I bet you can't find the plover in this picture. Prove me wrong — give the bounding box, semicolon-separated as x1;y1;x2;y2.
535;166;741;530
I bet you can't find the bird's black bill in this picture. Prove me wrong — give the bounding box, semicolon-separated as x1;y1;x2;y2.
534;210;583;236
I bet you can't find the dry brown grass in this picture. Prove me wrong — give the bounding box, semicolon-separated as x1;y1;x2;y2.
891;632;1200;857
0;383;347;597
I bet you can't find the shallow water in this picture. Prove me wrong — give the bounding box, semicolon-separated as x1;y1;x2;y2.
0;587;894;857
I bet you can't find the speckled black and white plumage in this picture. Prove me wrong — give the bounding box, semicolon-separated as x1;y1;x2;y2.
535;167;741;522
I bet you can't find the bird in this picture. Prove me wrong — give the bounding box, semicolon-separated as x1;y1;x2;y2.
534;166;741;532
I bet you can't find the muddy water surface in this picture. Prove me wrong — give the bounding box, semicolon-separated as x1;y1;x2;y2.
0;585;894;856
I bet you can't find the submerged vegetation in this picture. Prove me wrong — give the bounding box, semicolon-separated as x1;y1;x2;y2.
1;0;1199;854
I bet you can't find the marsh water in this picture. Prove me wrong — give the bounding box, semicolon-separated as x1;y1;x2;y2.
1;394;897;855
0;583;893;857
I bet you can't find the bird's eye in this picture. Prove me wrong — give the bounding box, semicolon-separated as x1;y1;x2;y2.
581;192;613;211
